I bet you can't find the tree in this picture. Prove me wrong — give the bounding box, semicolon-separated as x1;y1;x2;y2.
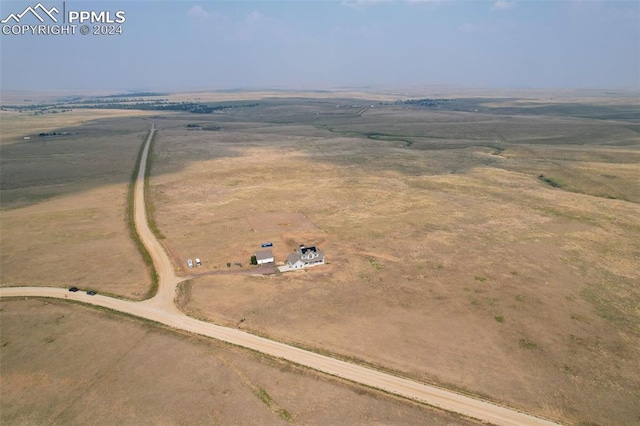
250;255;257;265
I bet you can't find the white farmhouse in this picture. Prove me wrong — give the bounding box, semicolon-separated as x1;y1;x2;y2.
280;245;325;271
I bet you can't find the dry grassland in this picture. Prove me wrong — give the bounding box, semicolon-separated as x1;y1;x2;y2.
149;99;640;425
0;109;160;143
164;87;638;105
1;91;637;424
0;298;477;425
165;89;399;104
0;185;149;296
1;115;154;298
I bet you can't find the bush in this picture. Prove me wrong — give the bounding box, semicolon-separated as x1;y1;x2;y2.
538;174;563;188
519;339;537;350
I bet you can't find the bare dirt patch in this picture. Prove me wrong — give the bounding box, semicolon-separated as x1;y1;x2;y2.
0;298;478;425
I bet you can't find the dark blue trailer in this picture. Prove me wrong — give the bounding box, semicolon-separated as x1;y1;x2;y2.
261;242;273;247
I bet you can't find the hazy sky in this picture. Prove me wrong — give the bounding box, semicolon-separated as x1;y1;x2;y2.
1;0;638;91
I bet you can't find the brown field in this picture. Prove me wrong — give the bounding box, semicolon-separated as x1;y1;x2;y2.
0;298;477;425
0;108;160;143
1;91;638;424
147;95;640;425
0;113;154;298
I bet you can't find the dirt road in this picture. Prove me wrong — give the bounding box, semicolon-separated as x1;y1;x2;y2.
132;125;184;314
0;126;559;426
0;286;558;426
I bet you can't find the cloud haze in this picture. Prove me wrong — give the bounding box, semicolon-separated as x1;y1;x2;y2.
1;0;637;91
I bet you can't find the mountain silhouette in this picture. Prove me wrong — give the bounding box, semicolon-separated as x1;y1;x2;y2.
1;3;59;24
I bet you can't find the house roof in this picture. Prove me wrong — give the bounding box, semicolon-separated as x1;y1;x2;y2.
255;249;274;261
287;245;325;265
300;246;318;255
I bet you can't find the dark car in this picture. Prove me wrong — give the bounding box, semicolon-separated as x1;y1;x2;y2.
68;287;79;292
86;291;97;296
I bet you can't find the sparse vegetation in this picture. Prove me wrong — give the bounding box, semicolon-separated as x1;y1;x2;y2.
1;111;152;296
256;388;272;405
278;408;292;422
175;280;193;311
368;257;383;270
3;91;639;425
2;298;454;425
538;174;564;188
519;339;538;350
149;94;639;424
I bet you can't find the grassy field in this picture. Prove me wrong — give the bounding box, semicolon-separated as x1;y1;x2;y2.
0;298;477;425
147;95;640;425
1;90;638;424
0;112;155;298
0;108;159;143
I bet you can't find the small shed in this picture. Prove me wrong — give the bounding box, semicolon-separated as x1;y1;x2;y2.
255;249;274;265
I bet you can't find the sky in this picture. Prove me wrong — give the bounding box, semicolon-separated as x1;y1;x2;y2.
0;0;638;91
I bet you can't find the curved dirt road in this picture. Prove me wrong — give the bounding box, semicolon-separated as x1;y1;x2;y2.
0;127;560;426
0;286;558;426
133;125;184;314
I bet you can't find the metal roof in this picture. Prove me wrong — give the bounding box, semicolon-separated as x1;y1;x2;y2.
255;249;274;261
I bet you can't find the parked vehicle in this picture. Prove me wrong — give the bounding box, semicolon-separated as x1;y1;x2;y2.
187;259;194;268
195;258;201;266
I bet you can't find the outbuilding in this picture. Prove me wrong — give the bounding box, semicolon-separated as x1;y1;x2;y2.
255;249;274;265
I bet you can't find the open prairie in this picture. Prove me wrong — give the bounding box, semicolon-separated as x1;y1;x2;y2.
147;94;640;425
0;108;159;143
0;298;474;425
1;91;638;424
0;111;155;298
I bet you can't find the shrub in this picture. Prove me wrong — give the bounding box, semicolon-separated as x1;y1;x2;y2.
519;339;537;350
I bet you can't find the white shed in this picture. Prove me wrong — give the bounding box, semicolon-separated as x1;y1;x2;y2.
255;249;274;265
